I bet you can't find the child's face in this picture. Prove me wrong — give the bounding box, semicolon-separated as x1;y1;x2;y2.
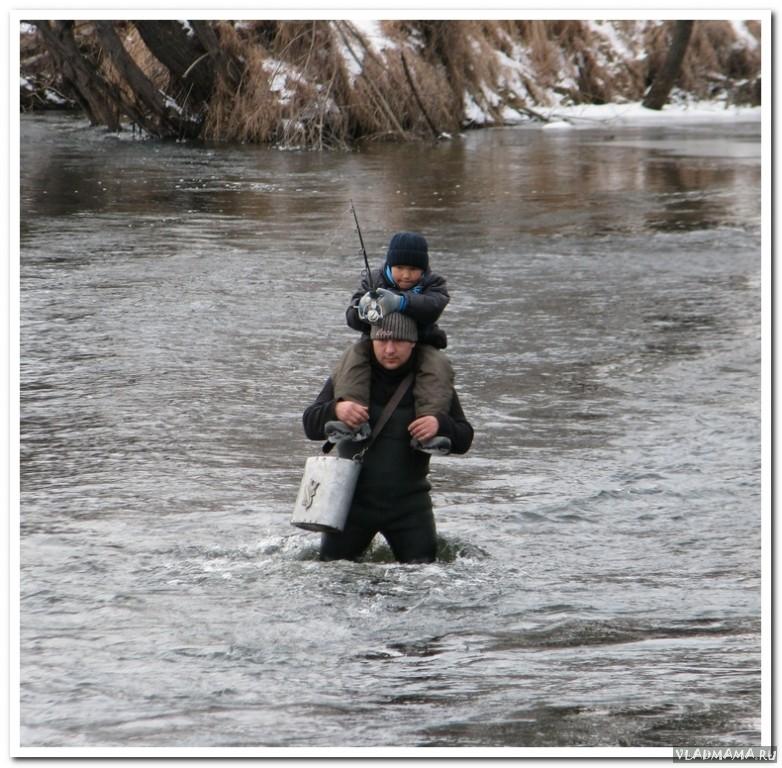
390;264;424;290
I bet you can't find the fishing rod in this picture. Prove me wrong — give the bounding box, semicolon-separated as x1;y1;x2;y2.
350;199;375;293
349;200;384;324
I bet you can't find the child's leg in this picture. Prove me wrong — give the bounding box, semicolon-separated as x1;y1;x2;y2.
332;339;371;407
414;345;454;417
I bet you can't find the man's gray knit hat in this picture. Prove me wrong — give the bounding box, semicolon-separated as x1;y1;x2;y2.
370;312;418;342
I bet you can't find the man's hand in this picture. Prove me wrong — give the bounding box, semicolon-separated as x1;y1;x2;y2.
335;400;369;429
408;415;439;443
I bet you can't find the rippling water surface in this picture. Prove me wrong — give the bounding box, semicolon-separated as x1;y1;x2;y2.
19;113;762;751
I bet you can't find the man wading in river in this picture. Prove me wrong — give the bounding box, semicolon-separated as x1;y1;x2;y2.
302;313;474;563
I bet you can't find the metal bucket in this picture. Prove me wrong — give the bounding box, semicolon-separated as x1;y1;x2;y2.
291;454;362;533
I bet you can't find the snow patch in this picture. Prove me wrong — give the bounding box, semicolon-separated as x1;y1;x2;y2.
45;90;68;106
161;93;183;115
464;97;489;125
349;20;391;51
264;59;298;104
543;101;761;127
542;120;574;131
730;21;759;50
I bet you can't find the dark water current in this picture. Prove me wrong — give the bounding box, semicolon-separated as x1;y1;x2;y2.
19;113;762;751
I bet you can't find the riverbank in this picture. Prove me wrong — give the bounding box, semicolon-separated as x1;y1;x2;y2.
20;19;761;148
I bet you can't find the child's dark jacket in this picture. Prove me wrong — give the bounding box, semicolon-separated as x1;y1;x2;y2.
345;267;450;349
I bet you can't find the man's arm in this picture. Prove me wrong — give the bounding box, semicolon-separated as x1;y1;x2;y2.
435;390;474;455
303;378;370;439
302;378;339;440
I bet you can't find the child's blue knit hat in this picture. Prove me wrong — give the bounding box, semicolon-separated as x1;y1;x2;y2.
385;232;429;271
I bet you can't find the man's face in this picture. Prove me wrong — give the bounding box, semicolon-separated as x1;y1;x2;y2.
372;338;415;369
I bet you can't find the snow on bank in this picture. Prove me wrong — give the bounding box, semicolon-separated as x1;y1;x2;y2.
528;101;761;130
336;21;396;85
467;95;761;131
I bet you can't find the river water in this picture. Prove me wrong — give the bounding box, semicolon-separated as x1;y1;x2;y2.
18;112;763;753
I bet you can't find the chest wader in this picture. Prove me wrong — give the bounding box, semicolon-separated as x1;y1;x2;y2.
291;372;414;534
319;377;438;563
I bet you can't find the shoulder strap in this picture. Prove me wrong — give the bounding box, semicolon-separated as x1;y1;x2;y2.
364;371;414;450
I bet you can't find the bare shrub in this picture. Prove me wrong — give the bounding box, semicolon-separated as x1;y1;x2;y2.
405;21;512;123
202;21;351;146
602;21;649;100
642;20;762;103
202;22;279;143
24;18;763;145
120;24;169;90
516;20;563;78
